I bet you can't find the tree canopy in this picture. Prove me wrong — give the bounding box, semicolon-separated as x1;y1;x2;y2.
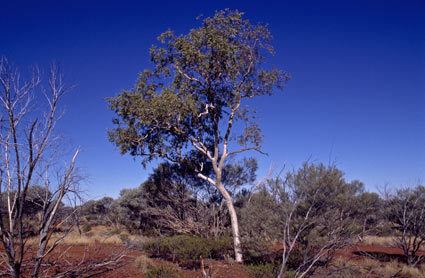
107;9;289;169
107;9;288;262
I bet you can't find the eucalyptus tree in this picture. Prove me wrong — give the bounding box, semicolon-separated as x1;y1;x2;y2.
108;9;288;261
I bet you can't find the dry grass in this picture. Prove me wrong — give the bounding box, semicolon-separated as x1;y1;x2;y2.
360;235;425;253
360;236;395;247
60;226;123;245
399;264;425;278
134;254;155;274
28;225;148;246
332;258;425;278
380;260;425;278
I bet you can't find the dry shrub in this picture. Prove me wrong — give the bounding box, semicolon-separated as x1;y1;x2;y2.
333;258;425;278
380;262;425;278
360;236;395;247
26;225;145;246
119;231;130;242
399;265;424;277
146;265;181;278
58;226;123;245
379;260;402;276
324;259;368;277
361;235;425;252
134;254;155;274
361;258;380;266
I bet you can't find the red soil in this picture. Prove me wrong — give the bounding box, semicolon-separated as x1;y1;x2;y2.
1;243;418;277
0;243;250;278
336;244;425;261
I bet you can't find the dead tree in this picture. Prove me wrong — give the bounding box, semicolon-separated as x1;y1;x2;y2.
0;57;81;278
389;186;425;266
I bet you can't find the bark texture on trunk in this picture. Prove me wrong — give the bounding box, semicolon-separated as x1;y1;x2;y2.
216;182;243;262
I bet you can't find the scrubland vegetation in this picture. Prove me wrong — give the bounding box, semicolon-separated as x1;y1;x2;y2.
2;161;425;277
0;9;423;278
73;162;425;277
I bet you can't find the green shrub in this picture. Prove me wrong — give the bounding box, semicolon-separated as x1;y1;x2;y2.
210;237;232;259
242;238;273;262
142;229;159;237
82;223;92;233
146;265;181;278
119;231;130;242
142;235;231;263
246;261;283;278
85;215;98;222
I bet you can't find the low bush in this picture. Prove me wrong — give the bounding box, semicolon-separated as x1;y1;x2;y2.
134;254;155;274
242;239;276;263
246;261;283;278
325;268;360;278
209;237;232;259
110;227;122;235
146;265;181;278
142;235;232;263
119;231;130;242
82;223;92;233
333;258;425;278
85;215;98;222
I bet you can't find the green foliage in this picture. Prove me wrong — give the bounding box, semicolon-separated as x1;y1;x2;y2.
24;186;53;217
141;162;202;234
246;261;283;278
240;188;282;260
249;162;365;277
355;192;384;233
112;160;255;237
107;9;288;168
79;197;115;227
387;185;425;266
111;162;201;235
119;231;130;242
286;163;364;213
112;186;146;232
142;235;232;263
85;215;98;222
4;186;54;221
81;223;92;233
108;9;287;262
146;265;181;278
222;158;258;191
240;162;364;268
284;162;364;243
82;197;114;216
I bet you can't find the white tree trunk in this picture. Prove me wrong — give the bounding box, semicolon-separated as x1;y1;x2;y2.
216;182;243;262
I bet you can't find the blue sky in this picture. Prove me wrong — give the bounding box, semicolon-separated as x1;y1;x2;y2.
1;0;424;199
